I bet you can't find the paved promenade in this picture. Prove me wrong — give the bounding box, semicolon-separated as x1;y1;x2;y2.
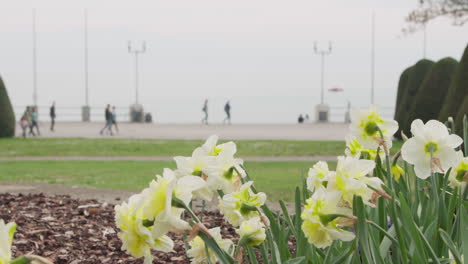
16;122;349;140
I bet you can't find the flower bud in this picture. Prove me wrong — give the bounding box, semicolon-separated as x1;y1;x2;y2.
391;164;405;181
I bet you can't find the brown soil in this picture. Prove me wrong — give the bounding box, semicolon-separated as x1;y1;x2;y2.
1;193;237;264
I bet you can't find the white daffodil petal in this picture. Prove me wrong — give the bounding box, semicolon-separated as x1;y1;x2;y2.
410;119;425;138
414;163;432;180
445;134;463;149
154;235;174;253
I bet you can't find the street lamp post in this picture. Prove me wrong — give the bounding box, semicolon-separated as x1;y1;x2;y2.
128;41;146;105
82;8;91;122
128;41;146;122
313;41;332;122
371;11;375;105
32;9;38;107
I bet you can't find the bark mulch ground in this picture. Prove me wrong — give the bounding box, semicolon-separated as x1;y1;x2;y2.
0;193;237;264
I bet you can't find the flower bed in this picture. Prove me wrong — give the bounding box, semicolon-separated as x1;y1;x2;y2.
0;193;236;264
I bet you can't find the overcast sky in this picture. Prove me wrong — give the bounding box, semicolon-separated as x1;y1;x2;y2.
1;0;467;122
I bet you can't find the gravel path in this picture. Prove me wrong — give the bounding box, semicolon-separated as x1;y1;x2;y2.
0;155;336;162
15;122;349;140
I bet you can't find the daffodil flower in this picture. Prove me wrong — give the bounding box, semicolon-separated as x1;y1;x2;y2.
345;135;384;160
219;181;266;227
301;190;355;248
327;156;383;205
306;161;333;193
401;119;463;179
237;217;266;246
349;105;398;150
205;151;245;194
115;194;174;264
187;227;234;264
139;169;207;231
174;148;217;201
201;135;237;157
448;155;467;190
0;219;16;264
391;164;405;181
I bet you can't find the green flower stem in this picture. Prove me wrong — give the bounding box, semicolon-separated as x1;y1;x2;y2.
377;128;408;262
368;220;399;246
429;151;440;206
174;197;236;264
9;257;32;264
173;197;201;223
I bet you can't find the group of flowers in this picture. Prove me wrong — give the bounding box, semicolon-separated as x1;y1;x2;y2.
0;107;465;263
115;135;268;264
301;106;466;248
113;105;466;263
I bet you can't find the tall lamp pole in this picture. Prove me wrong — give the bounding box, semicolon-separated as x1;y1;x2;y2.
32;8;38;107
370;12;375;105
128;41;146;105
84;8;89;106
81;9;91;121
314;41;332;105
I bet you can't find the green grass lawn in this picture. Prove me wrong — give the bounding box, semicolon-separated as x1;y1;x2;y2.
0;138;403;157
0;160;337;201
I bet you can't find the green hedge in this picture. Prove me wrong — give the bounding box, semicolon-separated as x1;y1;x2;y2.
439;44;468;123
398;59;435;136
394;66;412;127
0;75;15;137
407;57;458;125
455;95;467;137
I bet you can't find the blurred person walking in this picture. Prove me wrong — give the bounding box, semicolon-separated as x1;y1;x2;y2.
298;114;304;124
99;104;114;136
201;99;209;125
30;106;40;136
49;102;56;132
223;100;231;125
112;106;119;133
19;107;31;138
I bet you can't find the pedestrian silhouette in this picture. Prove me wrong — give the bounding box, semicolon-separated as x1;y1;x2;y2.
112;106;119;133
223;100;231;125
50;102;56;132
100;104;114;136
298;114;304;124
201;99;209;125
31;106;40;135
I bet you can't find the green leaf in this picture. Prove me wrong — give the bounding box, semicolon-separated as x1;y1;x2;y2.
9;257;32;264
439;229;462;264
246;246;259;264
379;225;395;257
398;192;428;262
353;196;375;264
283;256;306;264
279;199;297;235
259;243;270;264
267;230;281;264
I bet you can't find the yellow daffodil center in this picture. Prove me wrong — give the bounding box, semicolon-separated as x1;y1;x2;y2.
348;139;362;156
233;187;263;216
223;167;237;180
424;142;438;154
359;112;384;138
364;121;379;136
209;146;223;156
192;170;202;177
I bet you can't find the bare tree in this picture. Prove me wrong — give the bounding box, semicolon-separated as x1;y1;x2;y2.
405;0;468;33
